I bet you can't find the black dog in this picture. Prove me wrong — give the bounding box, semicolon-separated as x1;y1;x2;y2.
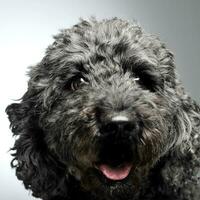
6;18;200;200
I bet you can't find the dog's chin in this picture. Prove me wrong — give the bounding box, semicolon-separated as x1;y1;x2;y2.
88;163;138;199
76;160;140;199
91;162;137;193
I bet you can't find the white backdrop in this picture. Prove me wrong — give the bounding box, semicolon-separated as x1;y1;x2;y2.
0;0;200;200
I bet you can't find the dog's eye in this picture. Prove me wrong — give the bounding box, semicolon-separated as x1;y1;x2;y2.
133;69;163;92
68;77;89;91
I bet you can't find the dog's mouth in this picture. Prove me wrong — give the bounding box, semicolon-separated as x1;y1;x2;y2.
96;163;133;181
95;138;136;181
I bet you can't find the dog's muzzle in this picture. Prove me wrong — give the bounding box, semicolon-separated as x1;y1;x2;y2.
96;115;139;181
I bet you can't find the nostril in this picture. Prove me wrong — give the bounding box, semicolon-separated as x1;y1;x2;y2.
100;120;136;136
100;122;119;135
123;122;135;133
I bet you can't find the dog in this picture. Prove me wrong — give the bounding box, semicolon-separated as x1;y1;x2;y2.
6;18;200;200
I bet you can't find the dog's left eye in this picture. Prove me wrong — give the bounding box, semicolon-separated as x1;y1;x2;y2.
68;77;89;91
132;65;164;92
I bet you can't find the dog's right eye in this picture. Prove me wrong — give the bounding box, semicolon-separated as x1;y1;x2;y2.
66;76;89;91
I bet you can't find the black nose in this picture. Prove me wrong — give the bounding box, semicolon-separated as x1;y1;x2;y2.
100;116;136;137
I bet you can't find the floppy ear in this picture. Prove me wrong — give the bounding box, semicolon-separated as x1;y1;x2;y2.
174;86;200;151
181;95;200;140
6;89;68;200
161;90;200;199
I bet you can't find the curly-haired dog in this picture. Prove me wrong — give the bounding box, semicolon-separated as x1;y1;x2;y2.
6;18;200;200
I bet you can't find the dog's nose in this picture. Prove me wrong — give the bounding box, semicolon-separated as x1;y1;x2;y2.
100;115;136;136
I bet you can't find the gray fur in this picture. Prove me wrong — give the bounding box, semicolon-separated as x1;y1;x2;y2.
6;18;200;200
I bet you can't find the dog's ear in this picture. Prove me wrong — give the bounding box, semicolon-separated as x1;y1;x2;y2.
174;88;200;148
182;95;200;136
6;89;68;200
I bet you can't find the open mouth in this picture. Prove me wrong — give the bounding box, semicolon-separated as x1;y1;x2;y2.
97;163;133;181
96;138;136;181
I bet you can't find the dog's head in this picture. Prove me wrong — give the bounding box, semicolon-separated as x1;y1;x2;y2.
6;18;198;199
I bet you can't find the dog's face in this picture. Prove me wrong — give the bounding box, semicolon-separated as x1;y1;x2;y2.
6;19;192;199
38;19;183;196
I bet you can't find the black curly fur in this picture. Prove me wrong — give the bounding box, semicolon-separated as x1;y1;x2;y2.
6;18;200;200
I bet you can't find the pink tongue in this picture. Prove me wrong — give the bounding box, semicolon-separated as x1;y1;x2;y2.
99;164;132;180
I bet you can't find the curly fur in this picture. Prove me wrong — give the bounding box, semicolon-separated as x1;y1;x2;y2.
6;18;200;200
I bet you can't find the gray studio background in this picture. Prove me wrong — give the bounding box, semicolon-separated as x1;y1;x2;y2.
0;0;199;200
